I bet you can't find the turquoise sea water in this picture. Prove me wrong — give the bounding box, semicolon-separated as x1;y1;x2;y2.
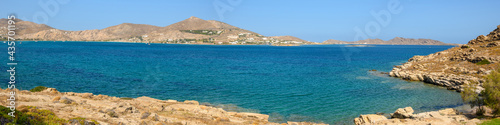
1;42;462;124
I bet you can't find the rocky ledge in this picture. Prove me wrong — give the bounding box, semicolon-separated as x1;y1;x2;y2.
389;25;500;92
354;107;480;125
0;88;327;125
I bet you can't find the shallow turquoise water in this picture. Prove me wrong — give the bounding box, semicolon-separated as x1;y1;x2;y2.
1;42;462;124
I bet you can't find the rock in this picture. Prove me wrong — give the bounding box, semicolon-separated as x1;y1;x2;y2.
438;108;458;116
106;110;119;118
486;41;499;47
355;107;481;125
391;107;414;119
469;48;477;52
141;112;151;119
469;35;488;44
52;96;61;102
353;114;387;125
478;68;487;74
95;94;108;100
42;88;59;94
150;114;159;121
183;100;199;105
1;86;332;125
236;112;269;121
60;97;74;104
166;99;177;103
408;74;419;81
408;55;425;62
81;93;94;98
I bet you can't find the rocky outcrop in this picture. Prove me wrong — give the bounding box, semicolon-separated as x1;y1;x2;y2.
0;87;327;125
389;25;500;91
391;107;414;119
354;107;480;125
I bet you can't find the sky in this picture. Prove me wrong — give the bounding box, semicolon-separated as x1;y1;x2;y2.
2;0;500;44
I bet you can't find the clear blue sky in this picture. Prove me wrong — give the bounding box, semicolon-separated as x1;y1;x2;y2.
2;0;500;43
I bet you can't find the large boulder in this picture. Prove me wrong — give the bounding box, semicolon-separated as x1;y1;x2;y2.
353;114;387;125
391;107;414;119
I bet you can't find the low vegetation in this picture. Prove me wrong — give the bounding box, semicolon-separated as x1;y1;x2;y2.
462;68;500;115
480;118;500;125
0;105;67;125
30;86;47;92
477;59;492;65
69;117;99;125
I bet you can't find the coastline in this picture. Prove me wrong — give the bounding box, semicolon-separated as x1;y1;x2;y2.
0;87;327;125
353;107;480;125
369;25;500;125
388;25;500;92
5;40;461;46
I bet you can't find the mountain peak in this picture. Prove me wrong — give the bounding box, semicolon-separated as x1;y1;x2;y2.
165;16;216;30
187;16;202;20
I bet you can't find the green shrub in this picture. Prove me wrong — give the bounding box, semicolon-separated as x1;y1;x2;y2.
482;68;500;115
0;105;67;124
477;59;492;65
462;68;500;116
30;86;48;92
69;117;98;125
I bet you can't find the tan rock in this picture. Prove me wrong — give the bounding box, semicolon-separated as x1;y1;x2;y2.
183;100;199;105
52;96;61;102
438;108;457;116
391;107;414;119
81;93;93;98
0;86;328;125
237;112;270;121
166;99;178;103
354;114;388;125
59;97;74;104
141;112;151;119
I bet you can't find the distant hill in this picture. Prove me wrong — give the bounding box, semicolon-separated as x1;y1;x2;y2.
0;17;314;45
269;36;309;43
323;37;453;45
0;19;54;36
1;17;454;45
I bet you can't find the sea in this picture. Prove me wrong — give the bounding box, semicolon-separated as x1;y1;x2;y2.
0;41;463;124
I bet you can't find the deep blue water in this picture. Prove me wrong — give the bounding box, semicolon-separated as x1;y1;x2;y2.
1;42;462;124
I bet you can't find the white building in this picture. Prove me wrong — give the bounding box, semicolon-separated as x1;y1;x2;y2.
227;35;238;39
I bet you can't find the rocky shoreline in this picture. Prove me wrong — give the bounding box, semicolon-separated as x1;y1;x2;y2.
389;25;500;92
354;107;480;125
0;87;327;125
369;25;500;125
